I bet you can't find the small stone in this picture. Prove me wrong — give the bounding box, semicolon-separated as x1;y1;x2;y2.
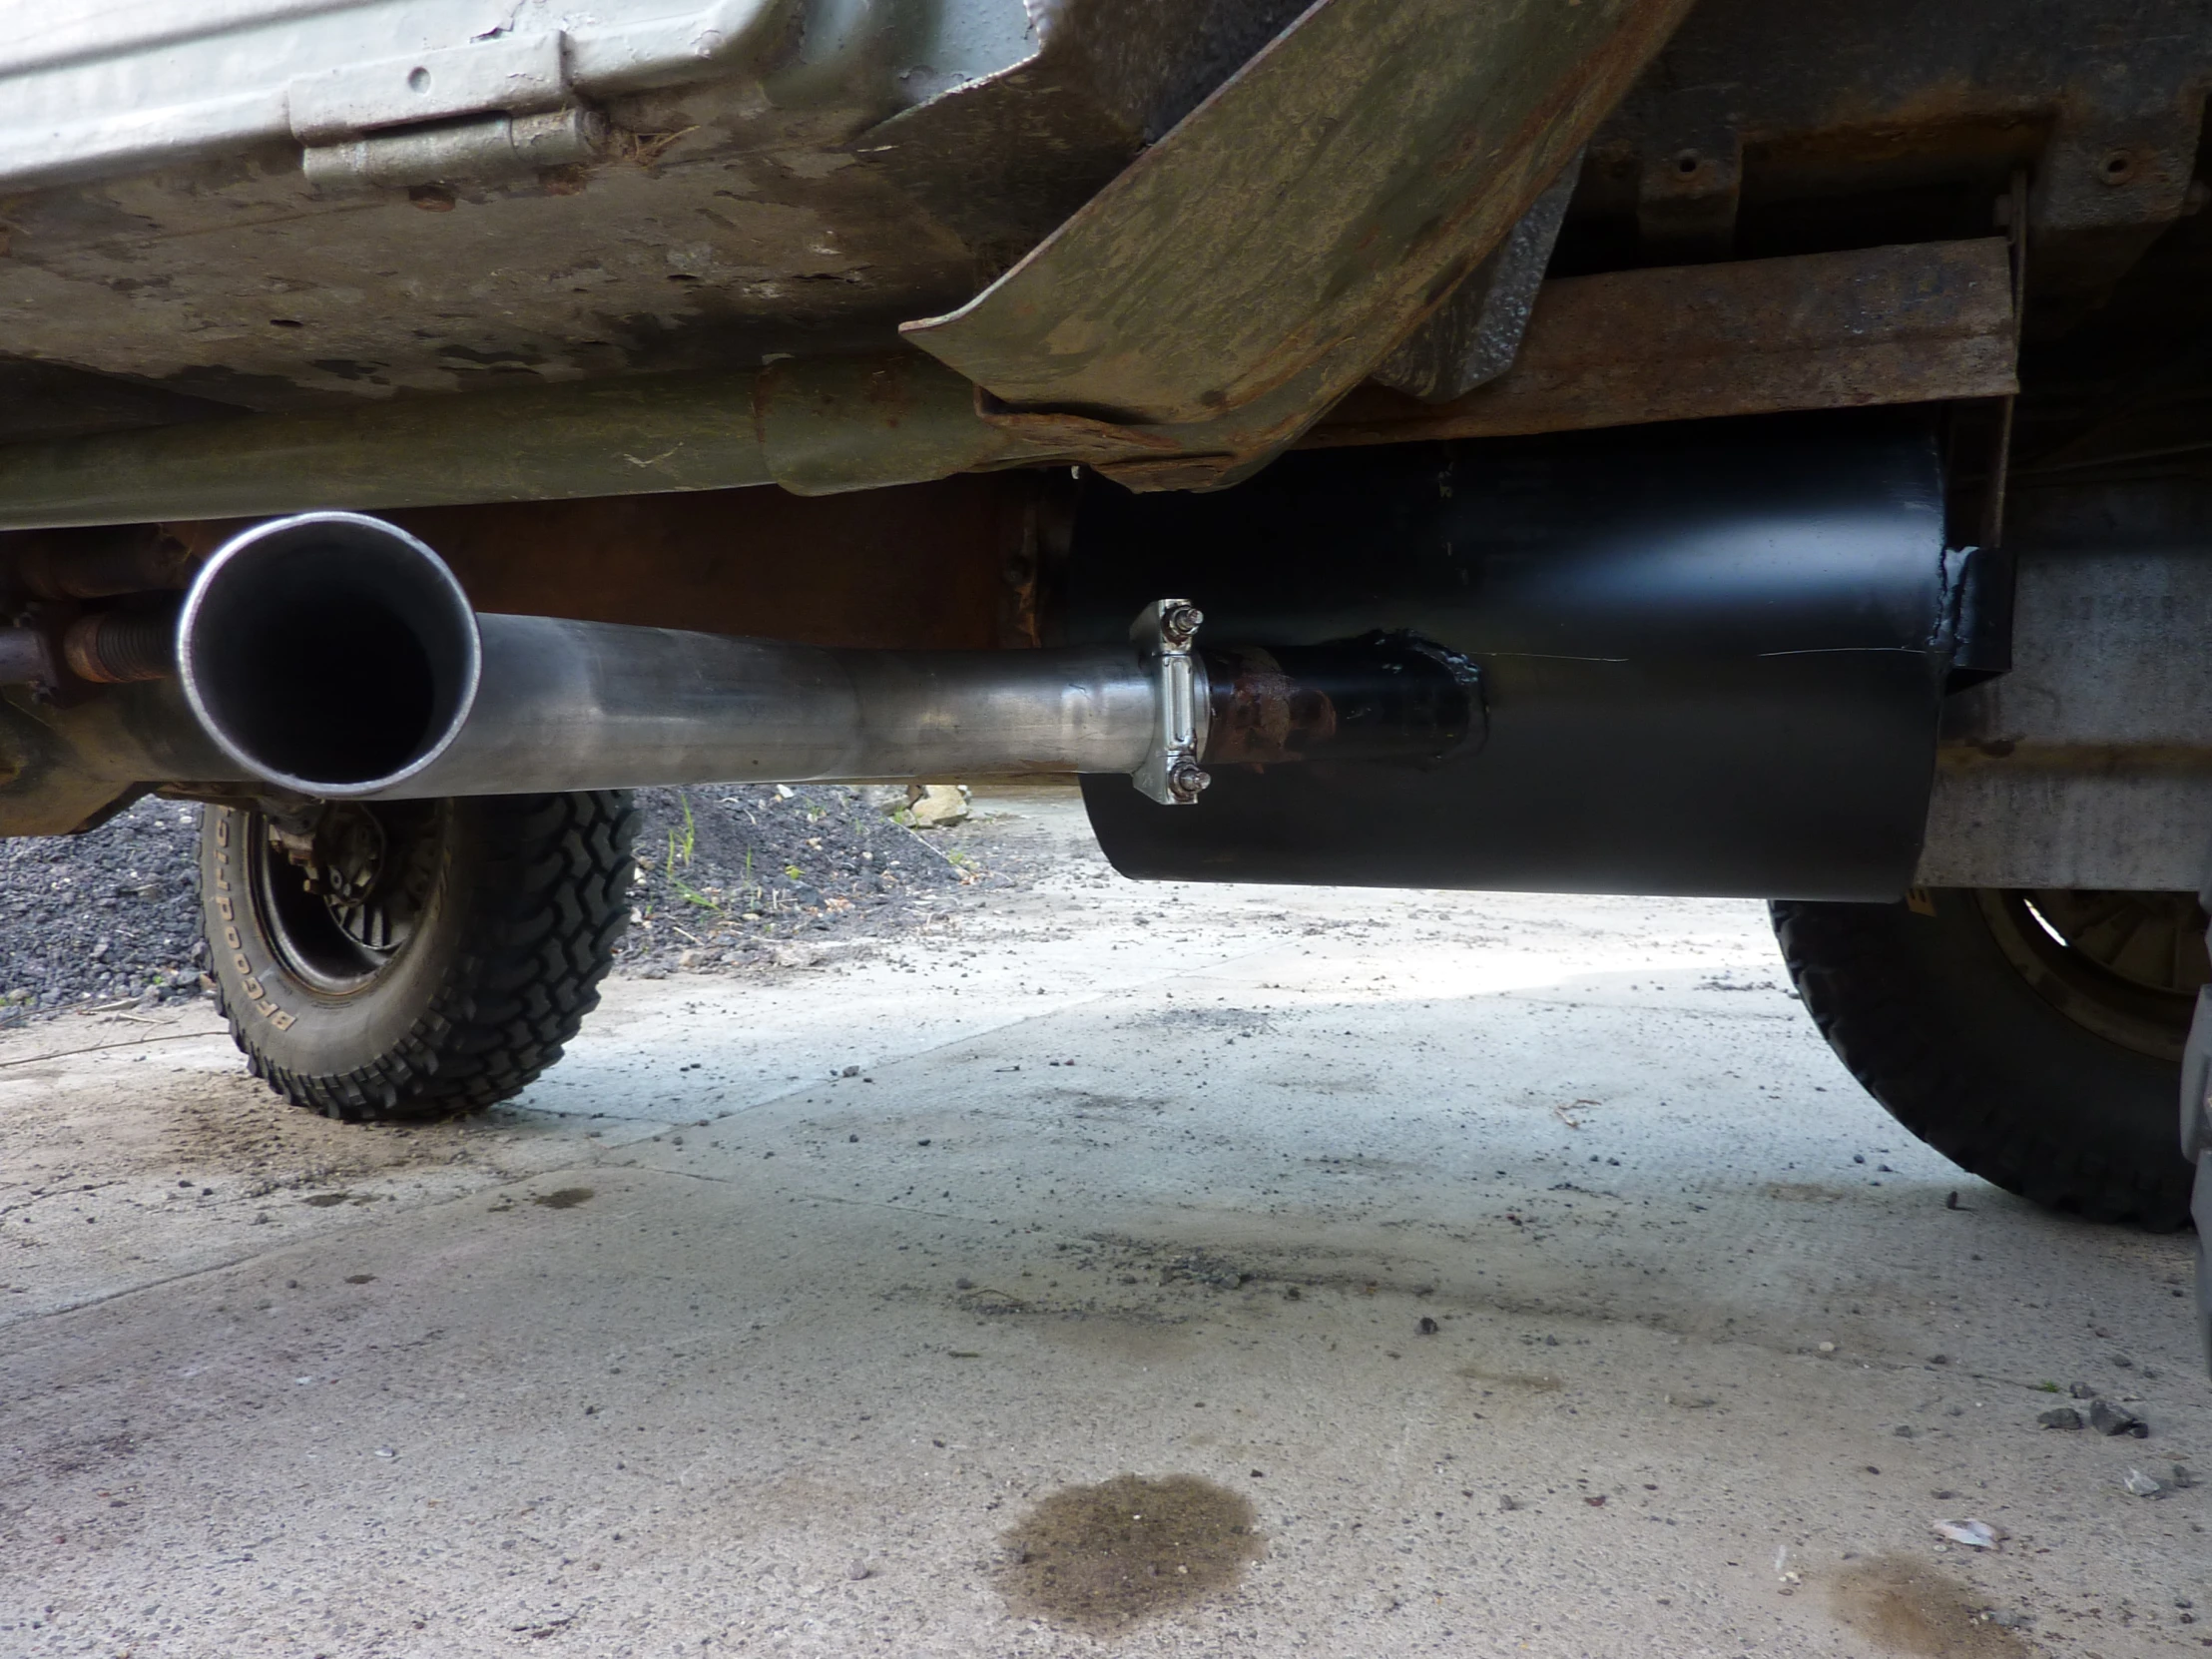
2173;1464;2198;1489
1894;1425;1916;1438
2068;1382;2097;1398
1497;1495;1519;1511
2111;1354;2134;1369
1416;1317;1439;1336
903;784;970;827
2123;1467;2165;1497
954;1277;974;1291
2089;1398;2147;1437
374;1446;397;1459
2036;1406;2084;1430
846;1559;871;1581
1933;1519;2001;1549
1817;1341;1836;1354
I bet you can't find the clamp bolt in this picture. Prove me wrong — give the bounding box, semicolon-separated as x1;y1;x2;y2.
1161;603;1205;647
1167;759;1212;801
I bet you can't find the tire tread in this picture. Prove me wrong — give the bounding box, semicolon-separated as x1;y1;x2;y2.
212;792;639;1123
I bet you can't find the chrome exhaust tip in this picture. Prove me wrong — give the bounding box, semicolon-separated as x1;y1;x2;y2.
178;512;481;798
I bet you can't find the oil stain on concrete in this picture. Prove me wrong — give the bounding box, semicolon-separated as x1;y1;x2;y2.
998;1473;1263;1632
1828;1555;2025;1656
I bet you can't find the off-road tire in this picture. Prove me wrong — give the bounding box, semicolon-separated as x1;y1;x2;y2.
198;792;638;1122
1772;888;2199;1230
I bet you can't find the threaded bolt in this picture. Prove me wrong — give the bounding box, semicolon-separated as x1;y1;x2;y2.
1161;603;1204;646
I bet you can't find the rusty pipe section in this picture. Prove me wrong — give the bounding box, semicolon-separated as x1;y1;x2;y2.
3;525;196;599
174;513;1169;800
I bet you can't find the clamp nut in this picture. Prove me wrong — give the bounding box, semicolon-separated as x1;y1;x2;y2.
1161;603;1205;647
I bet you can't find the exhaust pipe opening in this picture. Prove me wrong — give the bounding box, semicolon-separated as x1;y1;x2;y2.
178;513;480;796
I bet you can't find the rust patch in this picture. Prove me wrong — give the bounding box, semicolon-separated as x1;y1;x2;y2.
1205;646;1315;764
999;1473;1263;1632
1828;1555;2026;1656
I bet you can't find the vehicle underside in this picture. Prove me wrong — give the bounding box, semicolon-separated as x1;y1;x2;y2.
2;0;2209;1359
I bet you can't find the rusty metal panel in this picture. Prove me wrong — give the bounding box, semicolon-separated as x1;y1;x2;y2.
0;0;1290;438
373;473;1048;651
1309;241;2018;450
1588;0;2212;312
902;0;1695;455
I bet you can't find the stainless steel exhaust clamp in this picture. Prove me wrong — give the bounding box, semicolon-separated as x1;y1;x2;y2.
1131;598;1210;806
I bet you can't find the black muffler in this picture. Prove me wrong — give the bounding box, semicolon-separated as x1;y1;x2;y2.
1075;414;1959;901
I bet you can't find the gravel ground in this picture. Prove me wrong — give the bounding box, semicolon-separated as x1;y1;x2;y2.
0;798;205;1017
614;784;1035;974
0;784;1032;1019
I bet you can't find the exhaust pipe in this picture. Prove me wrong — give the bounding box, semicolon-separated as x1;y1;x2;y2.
12;417;1974;903
175;513;1463;805
177;515;482;798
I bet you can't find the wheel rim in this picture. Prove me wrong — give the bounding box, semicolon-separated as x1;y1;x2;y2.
249;802;441;994
1976;887;2209;1062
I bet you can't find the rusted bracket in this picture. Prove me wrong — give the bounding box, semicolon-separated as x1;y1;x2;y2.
1312;240;2019;451
900;0;1697;490
1370;157;1583;405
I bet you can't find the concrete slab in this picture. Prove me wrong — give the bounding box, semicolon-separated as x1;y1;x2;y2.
2;789;2206;1656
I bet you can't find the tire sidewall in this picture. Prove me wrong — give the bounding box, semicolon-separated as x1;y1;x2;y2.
1775;887;2195;1228
198;801;477;1076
